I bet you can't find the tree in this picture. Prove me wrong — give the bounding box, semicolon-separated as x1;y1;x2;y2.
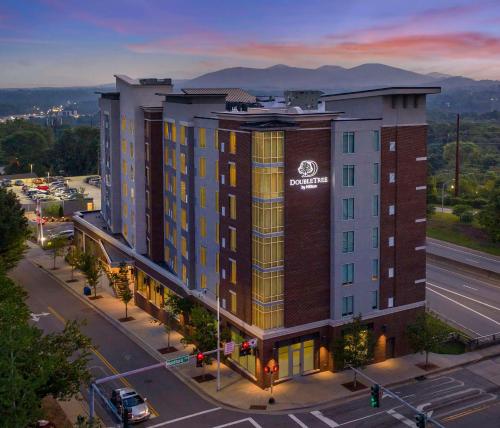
0;272;92;427
65;245;80;282
406;313;448;369
478;183;500;242
115;264;133;319
333;315;373;388
0;129;51;174
0;187;29;270
78;251;102;298
46;235;67;270
162;293;182;349
181;305;218;359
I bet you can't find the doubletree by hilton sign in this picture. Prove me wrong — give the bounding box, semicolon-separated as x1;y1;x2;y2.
289;160;329;190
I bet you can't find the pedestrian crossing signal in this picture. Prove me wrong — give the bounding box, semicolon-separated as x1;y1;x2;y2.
370;384;380;408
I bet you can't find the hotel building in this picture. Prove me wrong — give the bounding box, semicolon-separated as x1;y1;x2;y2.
74;76;440;387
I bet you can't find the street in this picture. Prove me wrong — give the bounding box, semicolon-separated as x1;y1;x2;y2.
8;250;500;427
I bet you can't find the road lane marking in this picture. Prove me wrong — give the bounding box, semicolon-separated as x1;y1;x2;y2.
426;288;500;327
428;240;500;263
147;407;221;427
465;258;480;264
462;284;478;290
427;282;500;312
210;417;261;428
289;414;308;427
336;410;388;426
30;312;50;322
47;306;160;417
311;410;339;427
427;264;500;288
386;409;415;427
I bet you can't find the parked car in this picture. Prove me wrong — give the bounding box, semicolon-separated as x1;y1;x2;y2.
32;178;43;185
49;229;74;240
37;185;49;191
14;179;24;186
85;175;100;183
110;388;150;423
2;179;12;187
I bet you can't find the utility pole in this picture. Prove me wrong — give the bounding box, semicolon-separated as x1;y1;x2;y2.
455;113;460;197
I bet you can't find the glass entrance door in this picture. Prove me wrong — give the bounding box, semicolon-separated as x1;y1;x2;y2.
277;339;316;379
291;343;301;375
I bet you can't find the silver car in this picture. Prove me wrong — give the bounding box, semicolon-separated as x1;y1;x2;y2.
110;388;150;423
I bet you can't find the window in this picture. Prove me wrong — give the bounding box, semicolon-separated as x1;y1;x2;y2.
172;123;177;143
252;302;284;330
200;246;207;266
389;172;396;183
129;141;134;158
199;157;206;178
229;131;237;154
198;128;206;148
215;160;219;182
230;290;237;313
389;141;396;152
172;202;177;221
342;165;355;187
164;122;170;140
230;259;237;284
229;195;237;220
373;131;380;151
252;270;284;303
388;267;394;278
372;227;379;248
389;205;395;215
342;231;354;253
342;198;354;220
342;131;355;153
200;187;206;208
215;252;219;273
342;296;354;316
342;263;354;285
252;167;284;199
164;144;169;165
252;201;284;234
182;264;187;283
229;227;237;251
122;160;127;175
180;125;186;145
181;208;187;231
180;180;187;203
214;129;219;150
372;195;379;216
200;274;207;289
371;291;378;309
215;191;219;212
373;163;379;184
388;236;395;247
171;149;176;170
181;236;187;258
252;235;284;269
200;216;206;237
372;259;379;280
172;175;177;196
215;222;219;244
164;246;170;263
180;153;187;174
252;131;284;163
229;162;237;187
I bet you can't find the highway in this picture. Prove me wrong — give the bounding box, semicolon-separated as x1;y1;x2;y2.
427;238;500;275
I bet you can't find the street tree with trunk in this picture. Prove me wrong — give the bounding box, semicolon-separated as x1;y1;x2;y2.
161;293;182;349
406;313;448;369
115;263;133;320
78;251;102;298
46;235;67;269
65;245;81;282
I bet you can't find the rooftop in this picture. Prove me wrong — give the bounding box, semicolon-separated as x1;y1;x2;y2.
115;75;173;87
181;88;257;104
321;86;441;101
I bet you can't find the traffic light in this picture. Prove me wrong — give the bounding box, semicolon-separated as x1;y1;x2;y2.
415;413;426;428
370;384;380;408
272;365;279;373
196;351;204;367
240;341;251;356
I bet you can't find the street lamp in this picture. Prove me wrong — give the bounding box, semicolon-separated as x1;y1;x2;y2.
30;163;33;173
441;181;455;213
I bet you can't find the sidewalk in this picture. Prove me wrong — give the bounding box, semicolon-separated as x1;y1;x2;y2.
31;246;500;412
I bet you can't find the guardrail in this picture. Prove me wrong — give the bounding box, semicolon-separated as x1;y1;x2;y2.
468;331;500;350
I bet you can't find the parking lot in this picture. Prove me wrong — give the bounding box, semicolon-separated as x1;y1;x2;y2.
3;175;101;211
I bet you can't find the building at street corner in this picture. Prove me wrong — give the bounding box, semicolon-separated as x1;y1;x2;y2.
73;75;440;388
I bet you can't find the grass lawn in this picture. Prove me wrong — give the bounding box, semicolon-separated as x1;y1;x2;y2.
427;212;500;256
427;312;467;355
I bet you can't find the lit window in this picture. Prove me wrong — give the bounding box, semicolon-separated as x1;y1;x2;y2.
342;165;355;187
164;122;170;140
342;131;355;153
199;128;206;148
229;162;237;187
252;201;284;234
122;160;127;175
229;195;236;220
172;123;177;143
199;157;206;178
342;296;354;316
172;202;177;221
180;180;187;203
342;231;354;253
342;198;354;220
182;264;187;283
215;191;219;212
180;125;186;145
164;246;170;262
229;131;237;154
200;274;207;289
252;131;284;163
200;216;206;238
180;153;187;174
181;209;187;231
252;167;284;199
171;149;176;170
230;291;237;313
342;263;354;285
200;246;207;266
215;222;219;244
200;187;206;208
172;175;176;196
215;160;219;182
230;259;237;284
164;144;169;165
181;236;187;258
229;227;237;252
214;129;219;150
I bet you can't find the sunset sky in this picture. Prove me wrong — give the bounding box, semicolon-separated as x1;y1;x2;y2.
1;0;500;87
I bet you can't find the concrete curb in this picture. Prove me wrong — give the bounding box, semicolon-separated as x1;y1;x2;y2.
32;258;500;414
427;252;500;282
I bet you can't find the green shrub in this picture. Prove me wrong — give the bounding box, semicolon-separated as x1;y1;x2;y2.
459;210;474;224
452;204;472;217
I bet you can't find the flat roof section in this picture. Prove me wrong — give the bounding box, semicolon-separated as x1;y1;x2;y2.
321;86;441;101
115;75;173;87
182;88;257;104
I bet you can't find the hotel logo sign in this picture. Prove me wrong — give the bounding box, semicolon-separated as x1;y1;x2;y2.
290;160;328;190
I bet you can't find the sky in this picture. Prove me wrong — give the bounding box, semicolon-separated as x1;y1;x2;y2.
1;0;500;87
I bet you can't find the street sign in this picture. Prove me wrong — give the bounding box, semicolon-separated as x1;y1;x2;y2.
165;354;190;368
224;341;235;355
